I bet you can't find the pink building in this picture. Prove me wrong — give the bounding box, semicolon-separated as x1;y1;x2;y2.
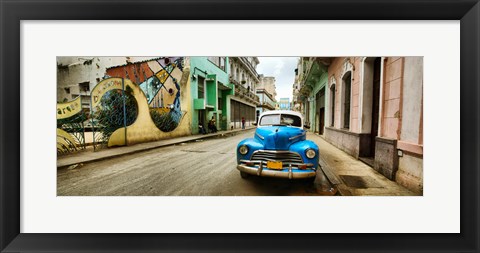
324;57;423;194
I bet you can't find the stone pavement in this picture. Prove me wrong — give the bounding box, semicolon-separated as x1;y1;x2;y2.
57;127;255;168
308;132;418;196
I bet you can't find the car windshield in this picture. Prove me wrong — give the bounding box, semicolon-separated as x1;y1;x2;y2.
259;114;301;127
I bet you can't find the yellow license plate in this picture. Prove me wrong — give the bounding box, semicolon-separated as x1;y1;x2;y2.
267;161;283;170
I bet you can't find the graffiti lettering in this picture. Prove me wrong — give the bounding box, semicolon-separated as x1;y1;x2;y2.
91;78;128;108
57;97;82;119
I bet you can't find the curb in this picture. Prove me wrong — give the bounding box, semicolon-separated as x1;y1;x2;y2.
318;157;349;196
57;127;255;169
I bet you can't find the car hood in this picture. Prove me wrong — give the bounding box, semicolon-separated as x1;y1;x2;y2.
255;126;306;150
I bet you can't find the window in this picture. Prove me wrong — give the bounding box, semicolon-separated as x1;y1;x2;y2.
79;82;90;92
220;57;225;70
197;76;205;99
259;114;301;127
260;115;280;125
207;57;226;71
64;87;70;94
343;72;351;129
330;84;335;127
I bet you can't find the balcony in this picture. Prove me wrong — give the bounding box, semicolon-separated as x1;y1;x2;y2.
233;81;260;105
194;98;206;110
260;101;275;110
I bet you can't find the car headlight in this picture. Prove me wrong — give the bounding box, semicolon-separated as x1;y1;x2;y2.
305;149;316;159
239;145;249;155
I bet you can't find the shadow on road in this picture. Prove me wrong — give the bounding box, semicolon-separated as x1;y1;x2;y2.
237;170;338;196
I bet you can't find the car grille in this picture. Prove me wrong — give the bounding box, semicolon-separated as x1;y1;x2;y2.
251;150;303;164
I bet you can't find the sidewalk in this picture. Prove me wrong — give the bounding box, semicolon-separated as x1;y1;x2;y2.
308;132;417;196
57;127;255;168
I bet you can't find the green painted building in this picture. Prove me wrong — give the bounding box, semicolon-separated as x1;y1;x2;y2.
189;57;234;133
299;59;329;134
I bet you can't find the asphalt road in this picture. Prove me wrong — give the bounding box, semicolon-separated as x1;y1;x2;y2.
57;129;336;196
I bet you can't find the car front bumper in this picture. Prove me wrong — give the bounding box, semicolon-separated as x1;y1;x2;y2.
237;160;316;179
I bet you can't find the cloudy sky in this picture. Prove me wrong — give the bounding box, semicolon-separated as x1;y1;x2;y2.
256;57;299;101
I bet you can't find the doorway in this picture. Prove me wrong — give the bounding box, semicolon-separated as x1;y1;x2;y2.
319;108;325;135
359;57;381;167
198;110;206;133
330;84;335;127
316;88;325;135
370;57;381;156
342;72;352;129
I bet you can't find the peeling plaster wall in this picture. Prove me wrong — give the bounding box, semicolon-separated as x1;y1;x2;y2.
327;57;362;133
400;57;423;143
57;57;133;103
397;154;423;194
259;75;277;99
397;57;423;194
381;57;404;139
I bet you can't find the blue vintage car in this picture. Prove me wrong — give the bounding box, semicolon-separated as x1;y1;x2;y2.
236;110;319;182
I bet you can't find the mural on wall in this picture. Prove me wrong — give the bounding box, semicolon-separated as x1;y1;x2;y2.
106;57;185;132
89;81;139;150
56;57;190;152
56;96;87;154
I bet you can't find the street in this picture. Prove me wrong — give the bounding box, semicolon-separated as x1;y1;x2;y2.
57;129;336;196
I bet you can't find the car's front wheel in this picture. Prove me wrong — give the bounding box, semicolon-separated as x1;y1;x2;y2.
240;171;250;179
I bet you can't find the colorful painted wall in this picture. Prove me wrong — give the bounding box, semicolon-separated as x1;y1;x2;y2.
56;96;86;154
102;57;192;146
189;57;232;133
303;61;328;133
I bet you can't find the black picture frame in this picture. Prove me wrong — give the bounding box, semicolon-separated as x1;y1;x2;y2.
1;0;479;252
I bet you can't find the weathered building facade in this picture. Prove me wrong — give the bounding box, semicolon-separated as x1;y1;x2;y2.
258;75;277;99
228;57;261;129
292;59;305;113
324;57;423;193
57;57;139;112
256;75;277;120
256;88;276;113
294;57;329;134
293;56;423;194
189;57;234;133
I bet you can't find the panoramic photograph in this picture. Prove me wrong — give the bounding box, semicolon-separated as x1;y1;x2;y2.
56;56;423;196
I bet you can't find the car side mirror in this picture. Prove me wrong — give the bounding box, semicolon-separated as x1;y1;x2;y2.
303;124;310;129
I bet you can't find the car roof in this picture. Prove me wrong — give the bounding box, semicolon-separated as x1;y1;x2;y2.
259;110;303;119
